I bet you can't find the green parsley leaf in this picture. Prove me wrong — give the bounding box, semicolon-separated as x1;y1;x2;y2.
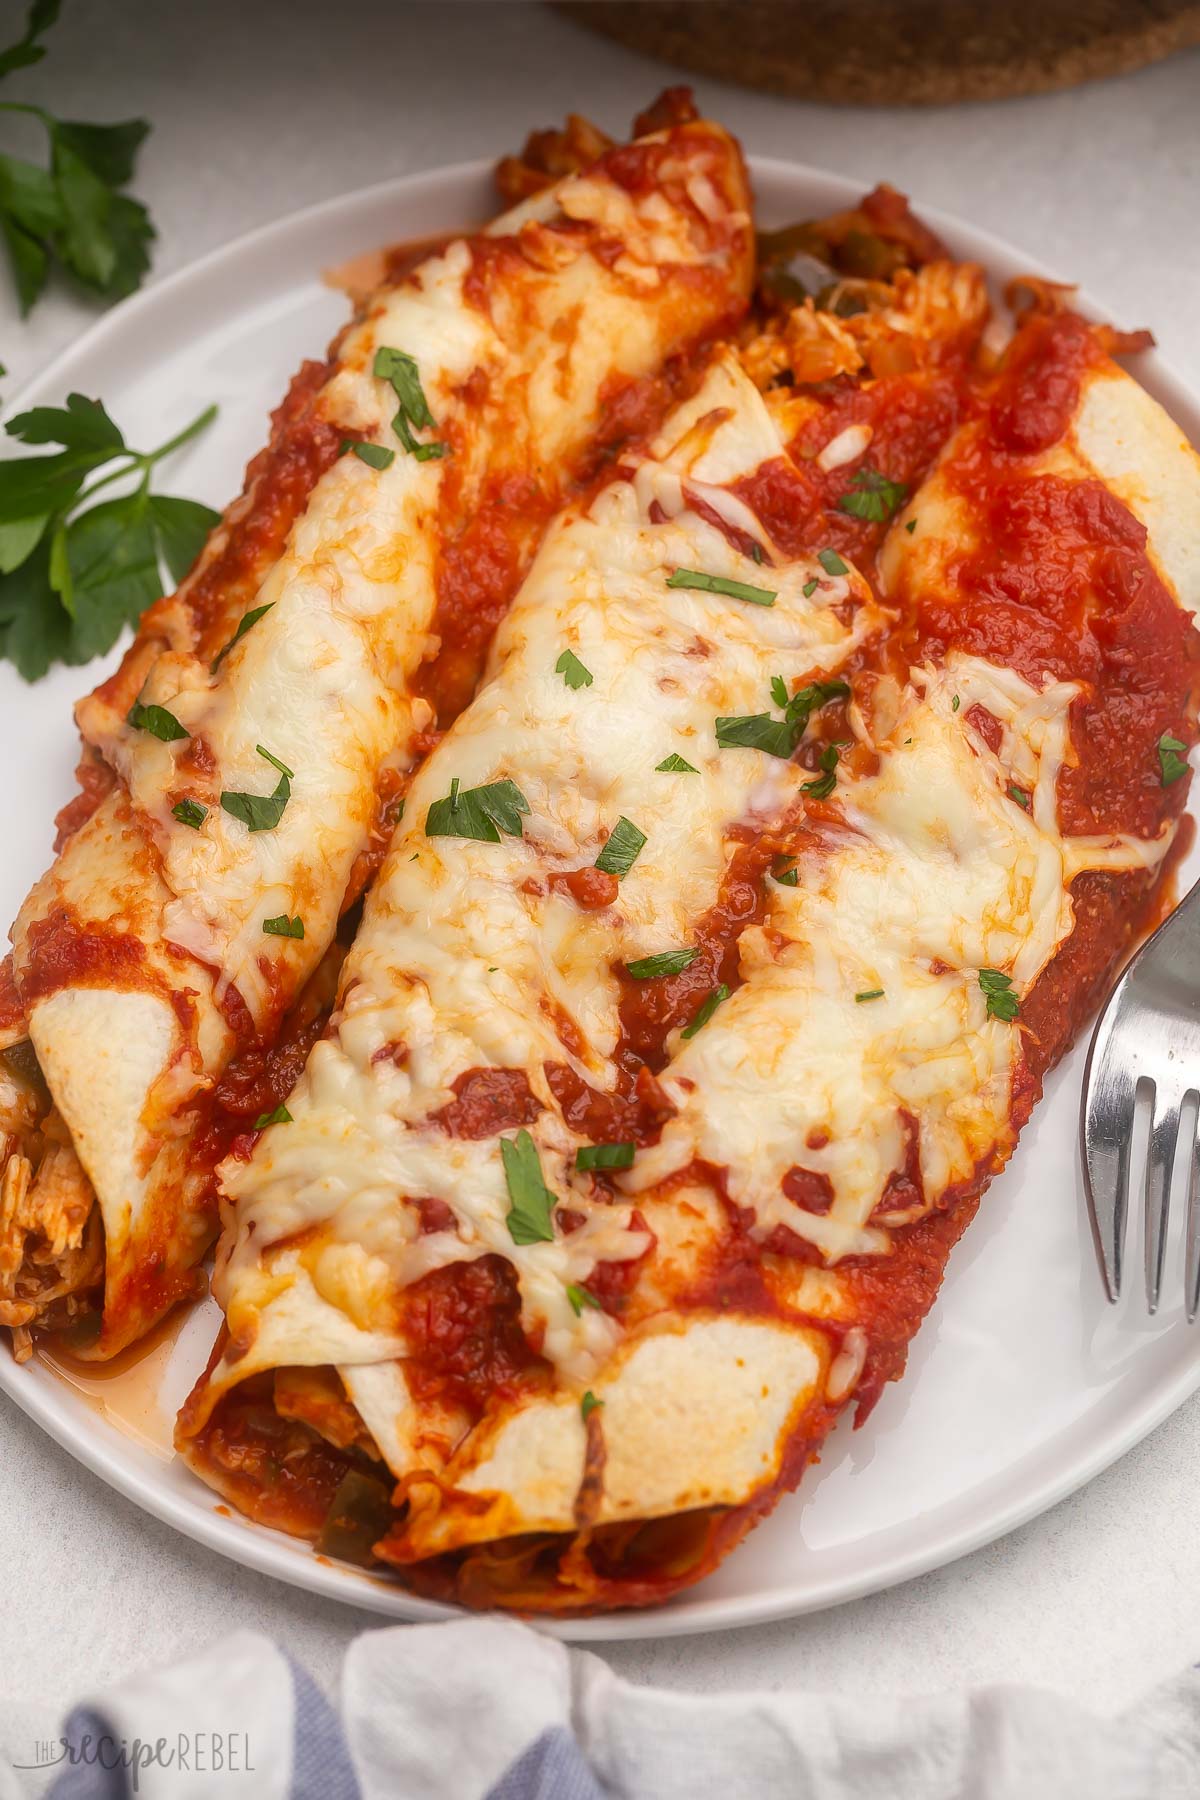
626;946;698;980
6;391;123;453
655;752;697;773
347;439;395;471
0;394;217;679
802;577;819;598
567;1283;601;1315
149;495;219;585
373;346;447;462
127;700;188;742
221;745;293;833
855;988;884;1003
715;712;795;757
211;602;274;674
171;798;206;830
595;815;646;877
254;1103;292;1129
837;464;908;524
1007;784;1030;809
770;674;789;708
681;982;729;1039
951;694;960;712
581;1390;604;1422
817;548;849;577
772;855;799;887
802;742;840;800
501;1129;556;1246
263;913;304;940
979;968;1020;1022
425;777;529;843
256;744;293;780
785;679;850;730
0;2;61;82
576;1142;635;1172
0;7;155;314
1158;732;1189;786
905;518;917;534
666;567;776;607
555;647;593;690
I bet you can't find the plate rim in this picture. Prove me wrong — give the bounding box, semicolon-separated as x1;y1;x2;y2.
3;151;1200;1644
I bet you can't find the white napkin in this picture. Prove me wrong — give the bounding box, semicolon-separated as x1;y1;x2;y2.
2;1618;1198;1798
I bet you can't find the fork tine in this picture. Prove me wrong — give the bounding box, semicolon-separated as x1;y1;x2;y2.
1144;1084;1182;1314
1186;1103;1200;1322
1083;1056;1136;1303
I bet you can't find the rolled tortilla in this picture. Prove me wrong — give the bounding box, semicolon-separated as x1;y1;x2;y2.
0;116;754;1359
179;303;1200;1612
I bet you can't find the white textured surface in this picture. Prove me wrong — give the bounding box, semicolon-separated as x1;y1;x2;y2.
2;0;1200;1733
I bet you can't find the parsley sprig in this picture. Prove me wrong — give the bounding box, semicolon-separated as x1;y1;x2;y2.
373;346;446;462
716;677;849;761
836;464;908;524
1158;732;1189;786
0;391;218;678
0;3;156;315
501;1129;557;1246
979;968;1019;1023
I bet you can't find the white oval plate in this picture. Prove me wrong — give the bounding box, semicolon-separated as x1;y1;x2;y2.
3;157;1199;1643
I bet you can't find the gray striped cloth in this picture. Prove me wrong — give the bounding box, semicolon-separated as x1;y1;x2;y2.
2;1620;1198;1798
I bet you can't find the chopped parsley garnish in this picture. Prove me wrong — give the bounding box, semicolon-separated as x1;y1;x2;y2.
836;465;908;524
656;753;697;773
716;676;849;762
0;392;218;680
595;815;646;877
771;674;789;708
802;577;819;598
715;712;795;757
979;968;1019;1022
951;694;960;712
373;346;446;462
171;798;206;830
425;778;529;843
501;1129;556;1246
555;648;593;690
220;744;293;834
1158;732;1189;786
254;1103;292;1129
855;988;884;1003
263;913;304;940
817;548;849;577
0;2;156;317
567;1283;601;1316
576;1142;635;1172
681;982;729;1039
749;542;764;564
581;1390;603;1422
667;567;776;607
772;856;799;887
345;439;395;471
905;518;918;534
802;742;840;800
211;601;274;674
1008;784;1030;809
127;700;188;742
626;946;698;980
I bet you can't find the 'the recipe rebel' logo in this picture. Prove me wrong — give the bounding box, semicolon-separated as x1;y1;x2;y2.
15;1731;256;1789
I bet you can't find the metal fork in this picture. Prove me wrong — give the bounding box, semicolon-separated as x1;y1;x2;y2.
1082;875;1200;1319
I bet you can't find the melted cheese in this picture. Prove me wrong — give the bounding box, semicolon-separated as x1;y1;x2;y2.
9;125;754;1352
212;351;886;1402
628;655;1171;1262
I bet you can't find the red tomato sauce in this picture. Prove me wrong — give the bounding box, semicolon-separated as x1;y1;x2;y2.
400;1255;547;1416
